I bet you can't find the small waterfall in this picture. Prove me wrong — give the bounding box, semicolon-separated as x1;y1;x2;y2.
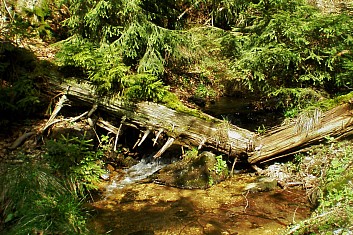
105;157;173;194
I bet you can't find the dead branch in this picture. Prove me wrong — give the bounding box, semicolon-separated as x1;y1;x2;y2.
153;137;175;158
42;95;68;132
153;128;163;146
138;129;151;147
8;132;36;150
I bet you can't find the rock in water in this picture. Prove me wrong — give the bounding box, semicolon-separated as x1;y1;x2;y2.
244;177;278;193
154;151;229;189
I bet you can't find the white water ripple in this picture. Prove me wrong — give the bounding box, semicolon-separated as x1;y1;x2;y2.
105;157;171;194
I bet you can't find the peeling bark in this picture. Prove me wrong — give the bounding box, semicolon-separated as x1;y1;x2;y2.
45;79;353;164
249;103;353;164
46;79;256;158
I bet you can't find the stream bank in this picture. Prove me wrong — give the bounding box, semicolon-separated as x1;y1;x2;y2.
201;96;284;131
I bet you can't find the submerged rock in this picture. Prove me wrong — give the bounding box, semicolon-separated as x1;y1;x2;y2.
128;230;154;235
154;151;229;189
244;177;278;193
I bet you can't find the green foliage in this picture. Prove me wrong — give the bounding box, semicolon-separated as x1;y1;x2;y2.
228;0;353;99
0;43;41;122
183;148;199;159
56;36;130;93
0;163;88;234
213;155;228;175
272;88;325;117
255;124;267;135
195;84;216;99
285;141;353;234
1;0;65;41
45;135;105;193
22;0;54;39
124;73;169;101
322;145;353;207
56;0;193;100
282;90;353;118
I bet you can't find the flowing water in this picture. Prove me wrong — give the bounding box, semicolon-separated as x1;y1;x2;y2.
203;96;284;131
89;158;312;235
89;97;310;234
106;157;173;194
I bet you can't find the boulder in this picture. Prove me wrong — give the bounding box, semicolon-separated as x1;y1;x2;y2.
154;151;229;189
244;177;278;193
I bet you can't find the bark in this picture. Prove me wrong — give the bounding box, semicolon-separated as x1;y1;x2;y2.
249;103;353;164
46;79;256;157
45;79;353;165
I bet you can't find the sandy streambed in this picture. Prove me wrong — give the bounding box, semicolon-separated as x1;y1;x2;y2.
89;174;311;235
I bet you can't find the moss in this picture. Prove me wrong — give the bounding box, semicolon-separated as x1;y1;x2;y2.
285;91;353;119
161;92;213;121
155;151;229;189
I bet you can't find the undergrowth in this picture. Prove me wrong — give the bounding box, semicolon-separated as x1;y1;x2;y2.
282;90;353;121
0;163;88;235
45;134;105;195
0;135;107;234
285;140;353;234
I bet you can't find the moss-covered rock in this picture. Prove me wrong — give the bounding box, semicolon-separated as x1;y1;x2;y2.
154;151;229;189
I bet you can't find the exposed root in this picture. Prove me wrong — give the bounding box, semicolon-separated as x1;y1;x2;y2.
243;190;250;212
8;132;36;150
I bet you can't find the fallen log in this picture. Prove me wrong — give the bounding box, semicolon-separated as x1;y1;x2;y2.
44;79;353;165
46;79;257;157
249;103;353;164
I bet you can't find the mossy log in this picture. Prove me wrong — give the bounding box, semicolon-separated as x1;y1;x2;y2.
46;80;256;157
46;80;353;165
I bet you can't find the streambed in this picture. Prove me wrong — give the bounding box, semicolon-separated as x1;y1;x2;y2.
88;97;309;235
89;173;311;235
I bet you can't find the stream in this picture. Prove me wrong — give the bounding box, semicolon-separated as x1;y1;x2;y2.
202;96;284;131
88;97;310;235
105;157;174;194
89;159;311;235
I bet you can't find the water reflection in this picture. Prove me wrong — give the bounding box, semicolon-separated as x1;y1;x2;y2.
90;175;311;235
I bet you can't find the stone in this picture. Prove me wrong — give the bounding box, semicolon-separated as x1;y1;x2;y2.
154;151;229;189
244;177;278;193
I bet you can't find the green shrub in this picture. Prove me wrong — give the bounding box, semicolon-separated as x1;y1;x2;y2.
45;135;105;193
55;0;190;100
213;155;228;175
228;1;353;101
0;43;41;122
0;163;88;235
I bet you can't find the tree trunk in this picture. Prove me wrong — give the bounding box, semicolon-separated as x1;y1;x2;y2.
46;80;256;157
45;79;353;164
248;103;353;163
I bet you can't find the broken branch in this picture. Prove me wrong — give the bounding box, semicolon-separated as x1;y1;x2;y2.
153;137;175;158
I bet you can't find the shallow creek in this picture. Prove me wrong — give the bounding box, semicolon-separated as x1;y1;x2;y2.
88;97;310;235
88;164;311;235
